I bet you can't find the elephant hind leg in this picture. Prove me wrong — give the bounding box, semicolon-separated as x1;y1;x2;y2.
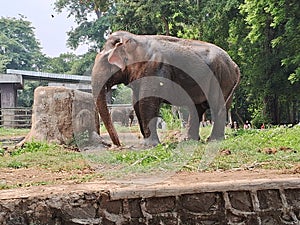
138;97;161;146
133;93;145;137
187;103;207;141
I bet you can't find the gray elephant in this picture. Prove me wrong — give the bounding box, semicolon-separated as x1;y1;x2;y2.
92;31;240;146
110;107;135;127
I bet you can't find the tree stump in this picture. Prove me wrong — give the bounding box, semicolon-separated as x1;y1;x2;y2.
18;86;106;150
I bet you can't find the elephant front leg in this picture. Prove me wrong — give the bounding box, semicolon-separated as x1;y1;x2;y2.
138;97;161;146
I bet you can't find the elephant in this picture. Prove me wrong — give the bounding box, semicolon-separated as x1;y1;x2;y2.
110;107;135;127
92;31;240;147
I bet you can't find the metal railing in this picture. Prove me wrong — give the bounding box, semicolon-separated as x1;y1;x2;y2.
0;108;32;128
0;105;133;129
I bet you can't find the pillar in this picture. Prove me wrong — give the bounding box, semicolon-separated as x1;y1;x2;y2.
0;83;18;128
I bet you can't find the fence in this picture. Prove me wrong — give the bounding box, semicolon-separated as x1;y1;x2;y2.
0;108;32;129
0;105;133;129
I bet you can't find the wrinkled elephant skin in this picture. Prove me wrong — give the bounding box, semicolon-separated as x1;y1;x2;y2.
92;31;240;146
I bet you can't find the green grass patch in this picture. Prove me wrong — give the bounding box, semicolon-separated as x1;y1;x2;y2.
195;126;300;171
0;141;90;172
85;126;300;178
0;128;29;137
83;140;197;178
0;126;299;188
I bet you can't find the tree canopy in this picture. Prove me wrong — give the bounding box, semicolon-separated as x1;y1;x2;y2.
0;16;43;72
1;1;299;125
55;0;299;126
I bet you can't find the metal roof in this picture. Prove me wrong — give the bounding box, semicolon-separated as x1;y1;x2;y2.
6;69;91;84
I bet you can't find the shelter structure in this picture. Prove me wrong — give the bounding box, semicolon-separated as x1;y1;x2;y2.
0;74;24;127
0;69;91;128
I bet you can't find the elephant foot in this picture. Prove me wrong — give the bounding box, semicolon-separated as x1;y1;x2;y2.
206;135;224;142
186;134;200;141
143;137;160;147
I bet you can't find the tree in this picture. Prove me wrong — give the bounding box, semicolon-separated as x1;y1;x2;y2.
43;53;79;74
267;0;300;84
238;0;300;125
113;84;132;104
0;16;44;71
0;54;10;73
0;16;47;107
55;0;300;125
54;0;111;50
112;0;200;38
43;51;97;76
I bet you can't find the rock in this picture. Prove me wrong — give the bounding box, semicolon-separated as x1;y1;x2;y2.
18;86;106;150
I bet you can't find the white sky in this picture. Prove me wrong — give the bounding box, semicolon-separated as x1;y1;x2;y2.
0;0;88;57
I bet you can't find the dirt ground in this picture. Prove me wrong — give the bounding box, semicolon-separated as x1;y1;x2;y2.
0;130;299;193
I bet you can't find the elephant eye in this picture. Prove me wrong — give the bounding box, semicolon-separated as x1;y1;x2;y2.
112;38;121;46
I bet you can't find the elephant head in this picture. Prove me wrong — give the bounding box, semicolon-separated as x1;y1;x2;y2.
91;31;143;146
91;49;123;146
91;31;152;146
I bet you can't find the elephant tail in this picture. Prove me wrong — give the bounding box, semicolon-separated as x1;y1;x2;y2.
224;65;241;107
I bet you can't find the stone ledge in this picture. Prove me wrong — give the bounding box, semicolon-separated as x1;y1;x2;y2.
109;177;300;200
0;175;299;201
0;173;299;225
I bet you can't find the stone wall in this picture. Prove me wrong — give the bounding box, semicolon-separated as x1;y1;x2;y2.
0;177;299;225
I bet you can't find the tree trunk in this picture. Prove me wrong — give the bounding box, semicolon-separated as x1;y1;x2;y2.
161;16;170;36
264;94;279;124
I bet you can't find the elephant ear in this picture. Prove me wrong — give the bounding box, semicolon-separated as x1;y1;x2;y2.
108;38;137;71
108;42;126;71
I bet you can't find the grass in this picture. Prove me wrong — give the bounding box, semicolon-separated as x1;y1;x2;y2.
0;127;29;137
83;125;300;178
211;126;300;170
0;141;89;172
0;125;299;188
82;140;196;178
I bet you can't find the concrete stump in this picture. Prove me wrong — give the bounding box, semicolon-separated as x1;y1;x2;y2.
19;86;106;150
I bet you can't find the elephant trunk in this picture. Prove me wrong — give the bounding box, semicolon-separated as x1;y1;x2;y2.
97;88;121;146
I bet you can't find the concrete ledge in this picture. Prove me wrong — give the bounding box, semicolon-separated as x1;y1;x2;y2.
0;172;299;224
109;177;300;200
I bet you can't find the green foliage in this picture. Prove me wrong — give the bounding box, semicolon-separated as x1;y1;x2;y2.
43;53;79;74
0;140;88;171
0;54;10;73
250;107;271;129
84;140;195;177
11;141;53;156
0;16;44;71
54;0;300;125
17;80;47;107
54;0;111;49
113;84;132;104
213;126;300;170
43;51;96;75
160;106;182;130
112;0;200;37
0;128;29;137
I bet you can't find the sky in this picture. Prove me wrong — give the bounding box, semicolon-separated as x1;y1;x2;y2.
0;0;88;57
